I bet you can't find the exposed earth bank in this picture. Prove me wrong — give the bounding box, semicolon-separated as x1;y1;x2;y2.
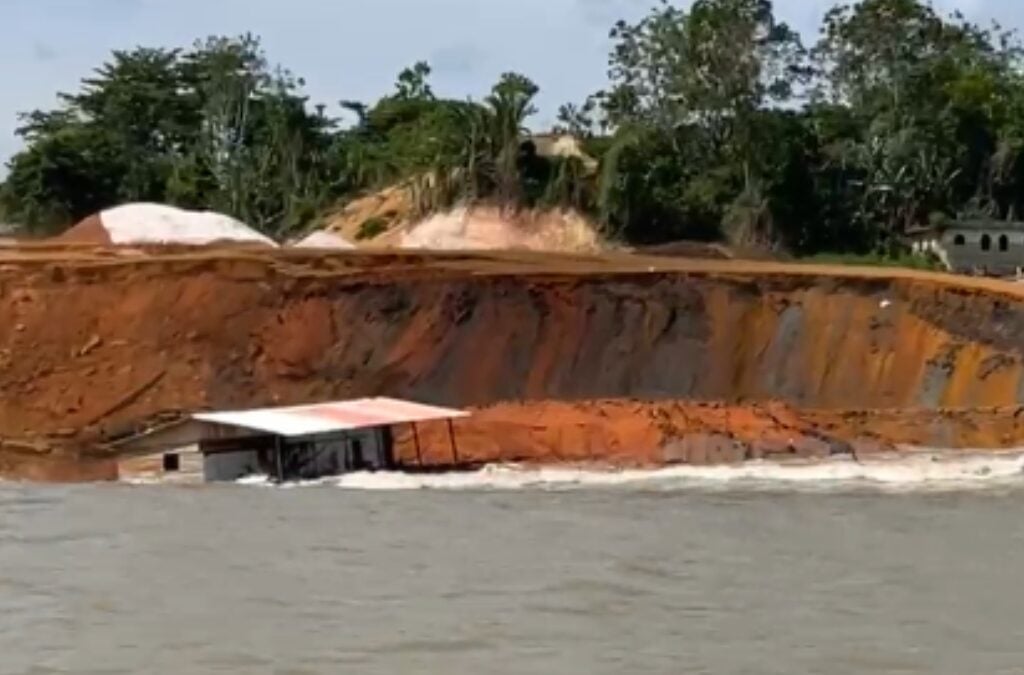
6;398;1024;482
394;400;1024;469
3;244;1024;479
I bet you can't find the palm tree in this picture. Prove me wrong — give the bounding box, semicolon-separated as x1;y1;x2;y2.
483;73;539;207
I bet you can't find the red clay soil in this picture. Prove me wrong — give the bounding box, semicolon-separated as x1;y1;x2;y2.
394;399;1024;469
0;447;116;482
55;214;112;245
2;244;1024;478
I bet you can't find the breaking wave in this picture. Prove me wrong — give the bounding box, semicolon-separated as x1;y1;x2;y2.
237;449;1024;493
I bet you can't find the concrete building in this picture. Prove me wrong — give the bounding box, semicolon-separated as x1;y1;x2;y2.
113;397;468;483
909;219;1024;276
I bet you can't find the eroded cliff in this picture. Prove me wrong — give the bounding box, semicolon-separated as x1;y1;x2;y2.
2;247;1024;450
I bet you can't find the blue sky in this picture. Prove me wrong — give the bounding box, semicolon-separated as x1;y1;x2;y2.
0;0;1020;166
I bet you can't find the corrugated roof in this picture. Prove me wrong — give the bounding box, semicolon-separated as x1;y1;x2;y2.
193;397;468;437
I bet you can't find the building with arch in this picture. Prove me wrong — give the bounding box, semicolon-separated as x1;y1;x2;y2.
908;219;1024;276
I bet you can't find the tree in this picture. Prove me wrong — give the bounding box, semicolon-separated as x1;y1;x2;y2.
0;122;121;232
601;0;806;139
812;0;1023;243
395;61;434;100
586;0;808;246
1;47;188;232
8;2;1024;258
176;35;338;235
484;72;539;206
1;34;339;237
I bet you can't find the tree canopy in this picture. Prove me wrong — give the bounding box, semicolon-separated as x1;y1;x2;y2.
3;0;1024;257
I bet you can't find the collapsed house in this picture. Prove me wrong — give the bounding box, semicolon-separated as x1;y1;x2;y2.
114;397;468;483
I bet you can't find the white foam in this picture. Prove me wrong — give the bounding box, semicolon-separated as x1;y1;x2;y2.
233;450;1024;493
99;203;276;247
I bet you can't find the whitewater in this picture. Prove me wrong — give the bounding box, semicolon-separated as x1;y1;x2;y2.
230;448;1024;493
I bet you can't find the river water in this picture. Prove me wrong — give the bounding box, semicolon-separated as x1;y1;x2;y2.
4;455;1024;674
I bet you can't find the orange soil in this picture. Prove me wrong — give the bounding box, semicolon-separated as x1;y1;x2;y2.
395;400;1024;469
55;214;112;244
2;243;1024;479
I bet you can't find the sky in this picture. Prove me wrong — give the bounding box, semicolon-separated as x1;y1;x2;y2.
0;0;1021;167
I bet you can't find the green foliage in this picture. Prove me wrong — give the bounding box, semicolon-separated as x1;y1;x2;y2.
356;217;389;240
1;35;339;237
3;0;1024;259
576;0;1024;254
802;252;942;270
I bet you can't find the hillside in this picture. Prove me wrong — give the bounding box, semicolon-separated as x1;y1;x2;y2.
4;245;1024;478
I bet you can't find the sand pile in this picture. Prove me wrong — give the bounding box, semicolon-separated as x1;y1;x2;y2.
59;203;277;247
320;186;413;244
318;182;606;253
291;231;355;250
399;206;603;252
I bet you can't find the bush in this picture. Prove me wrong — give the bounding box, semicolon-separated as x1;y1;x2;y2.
356;217;389;240
801;252;943;271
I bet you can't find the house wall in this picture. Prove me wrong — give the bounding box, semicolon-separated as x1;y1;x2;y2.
280;428;388;481
201;428;390;483
111;419;262;456
117;446;203;483
203;449;267;482
927;229;1024;275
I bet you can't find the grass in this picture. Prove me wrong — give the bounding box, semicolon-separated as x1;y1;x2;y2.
800;252;942;271
356;216;390;241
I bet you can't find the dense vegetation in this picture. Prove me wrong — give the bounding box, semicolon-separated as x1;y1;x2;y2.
3;0;1024;256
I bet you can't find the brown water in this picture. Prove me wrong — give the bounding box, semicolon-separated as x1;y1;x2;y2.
3;476;1024;674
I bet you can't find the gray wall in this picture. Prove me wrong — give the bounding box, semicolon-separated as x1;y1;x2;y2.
201;428;388;483
204;449;264;482
923;229;1024;275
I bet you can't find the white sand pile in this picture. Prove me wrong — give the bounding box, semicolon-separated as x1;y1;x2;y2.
292;231;355;249
78;203;276;246
400;206;603;252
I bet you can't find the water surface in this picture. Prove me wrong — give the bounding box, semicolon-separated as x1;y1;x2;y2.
3;459;1024;674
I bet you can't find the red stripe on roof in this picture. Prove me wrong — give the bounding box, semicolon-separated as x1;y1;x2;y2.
293;405;397;428
361;398;439;416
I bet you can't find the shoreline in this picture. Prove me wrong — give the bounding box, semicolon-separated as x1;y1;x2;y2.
4;245;1024;483
8;398;1024;484
100;451;1024;492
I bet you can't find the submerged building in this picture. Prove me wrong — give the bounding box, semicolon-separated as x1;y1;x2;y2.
114;397;468;483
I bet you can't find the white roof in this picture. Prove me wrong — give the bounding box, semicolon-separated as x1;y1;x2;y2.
193;397;468;437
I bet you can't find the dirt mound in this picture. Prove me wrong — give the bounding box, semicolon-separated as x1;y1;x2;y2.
291;231;355;250
318;184;606;252
634;240;787;261
320;186;414;244
398;206;604;252
634;241;734;259
59;203;276;247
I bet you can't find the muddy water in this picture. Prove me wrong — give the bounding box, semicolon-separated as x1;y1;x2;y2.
4;472;1024;674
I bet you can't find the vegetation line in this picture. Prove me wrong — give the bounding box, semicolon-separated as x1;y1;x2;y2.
2;0;1023;264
